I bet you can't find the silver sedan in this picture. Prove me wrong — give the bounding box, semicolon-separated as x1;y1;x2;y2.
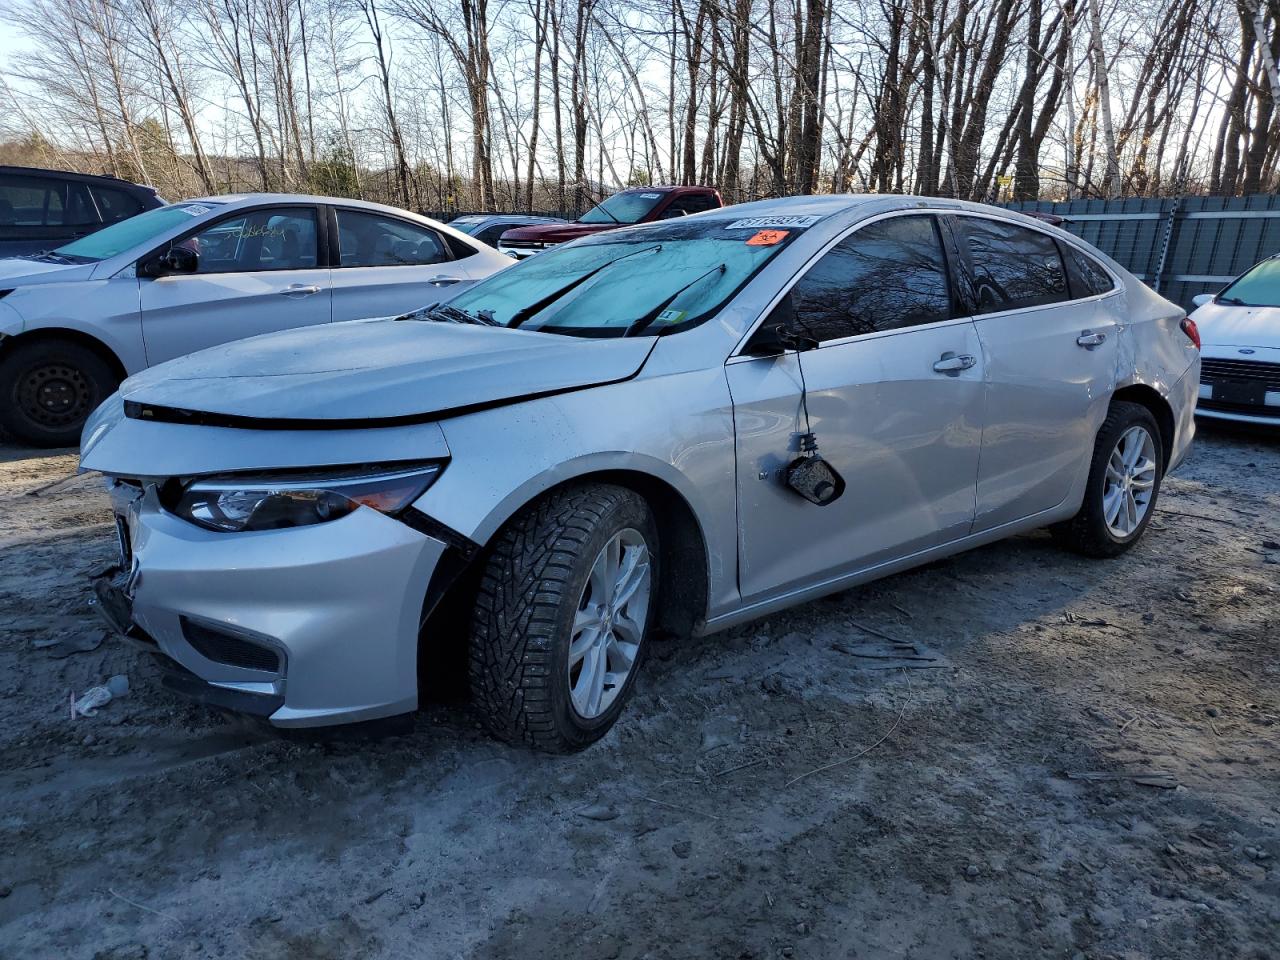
81;195;1201;751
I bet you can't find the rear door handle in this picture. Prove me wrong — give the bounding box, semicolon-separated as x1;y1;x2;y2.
932;352;977;375
280;284;322;298
1077;330;1107;348
428;275;463;286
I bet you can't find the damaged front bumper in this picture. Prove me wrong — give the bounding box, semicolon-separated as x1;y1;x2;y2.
92;483;452;727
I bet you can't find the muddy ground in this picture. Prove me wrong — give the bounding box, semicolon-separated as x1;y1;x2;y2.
0;425;1277;960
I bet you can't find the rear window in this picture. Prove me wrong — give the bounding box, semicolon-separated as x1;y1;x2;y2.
952;216;1069;314
92;186;145;223
1062;244;1115;298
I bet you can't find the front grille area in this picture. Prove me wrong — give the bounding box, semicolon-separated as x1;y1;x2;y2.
1199;398;1280;418
1200;357;1280;389
180;617;281;672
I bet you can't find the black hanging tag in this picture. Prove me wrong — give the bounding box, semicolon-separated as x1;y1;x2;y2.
785;432;845;506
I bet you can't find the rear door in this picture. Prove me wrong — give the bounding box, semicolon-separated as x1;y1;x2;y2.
946;215;1120;531
139;204;331;364
727;213;985;600
329;207;481;321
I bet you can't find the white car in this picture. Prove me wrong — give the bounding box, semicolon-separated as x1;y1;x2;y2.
1190;254;1280;425
0;194;510;445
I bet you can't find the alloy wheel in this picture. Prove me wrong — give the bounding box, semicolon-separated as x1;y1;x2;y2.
1103;424;1157;538
568;528;651;719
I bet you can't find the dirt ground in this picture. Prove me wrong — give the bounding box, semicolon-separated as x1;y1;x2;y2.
0;424;1277;960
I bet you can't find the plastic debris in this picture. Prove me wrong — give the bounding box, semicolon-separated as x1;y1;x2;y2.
71;675;130;718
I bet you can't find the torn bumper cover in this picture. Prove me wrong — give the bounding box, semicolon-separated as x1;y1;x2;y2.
91;493;452;727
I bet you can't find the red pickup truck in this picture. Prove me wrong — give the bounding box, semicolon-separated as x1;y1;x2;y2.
497;185;723;259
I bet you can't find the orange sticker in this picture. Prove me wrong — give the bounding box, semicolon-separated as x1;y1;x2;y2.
746;229;789;246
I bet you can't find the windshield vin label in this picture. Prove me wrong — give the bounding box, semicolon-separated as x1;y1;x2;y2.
725;215;822;230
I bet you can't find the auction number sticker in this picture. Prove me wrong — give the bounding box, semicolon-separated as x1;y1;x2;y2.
725;215;822;230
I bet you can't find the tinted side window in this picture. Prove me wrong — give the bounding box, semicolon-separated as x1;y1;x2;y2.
93;186;144;223
668;194;718;216
0;175;92;226
474;223;508;246
337;209;448;267
788;215;952;342
182;208;318;273
1062;244;1115;298
953;216;1068;313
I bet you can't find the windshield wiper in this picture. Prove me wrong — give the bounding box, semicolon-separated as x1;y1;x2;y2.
398;301;502;326
625;263;727;337
1217;295;1246;305
507;244;663;330
587;202;621;225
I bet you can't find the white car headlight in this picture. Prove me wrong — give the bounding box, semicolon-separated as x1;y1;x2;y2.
174;464;443;532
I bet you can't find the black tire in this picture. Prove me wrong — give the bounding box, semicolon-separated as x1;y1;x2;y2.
0;339;118;447
468;483;659;753
1051;401;1164;558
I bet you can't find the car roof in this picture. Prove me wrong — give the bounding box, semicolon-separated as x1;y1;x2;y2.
182;193;446;220
0;165;158;193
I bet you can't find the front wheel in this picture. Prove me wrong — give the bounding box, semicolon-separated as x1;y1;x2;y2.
1052;401;1164;557
468;484;659;753
0;339;118;447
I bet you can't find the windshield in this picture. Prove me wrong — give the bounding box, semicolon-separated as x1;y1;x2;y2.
54;202;221;262
1218;258;1280;307
579;192;666;225
445;217;802;337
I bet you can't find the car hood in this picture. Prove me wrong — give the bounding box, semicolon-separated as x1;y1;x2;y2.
0;257;98;285
115;318;656;426
1191;301;1280;349
500;222;620;244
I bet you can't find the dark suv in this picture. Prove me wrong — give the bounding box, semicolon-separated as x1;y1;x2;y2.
0;166;163;258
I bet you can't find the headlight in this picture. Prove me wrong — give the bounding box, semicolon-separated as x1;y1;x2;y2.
174;464;443;532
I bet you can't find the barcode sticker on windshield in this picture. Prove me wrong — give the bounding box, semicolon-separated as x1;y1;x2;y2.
182;204;211;217
639;193;661;199
656;309;687;325
725;215;822;230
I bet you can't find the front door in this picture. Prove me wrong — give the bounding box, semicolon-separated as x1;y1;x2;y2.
946;215;1120;530
139;205;331;365
727;213;985;601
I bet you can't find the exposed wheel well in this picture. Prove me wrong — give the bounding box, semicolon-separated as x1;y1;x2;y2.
1111;384;1175;470
416;470;712;699
0;329;127;384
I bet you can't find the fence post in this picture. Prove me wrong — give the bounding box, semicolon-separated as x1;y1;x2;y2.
1150;196;1181;294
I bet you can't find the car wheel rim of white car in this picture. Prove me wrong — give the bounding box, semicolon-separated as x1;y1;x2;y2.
568;528;651;720
1103;425;1157;538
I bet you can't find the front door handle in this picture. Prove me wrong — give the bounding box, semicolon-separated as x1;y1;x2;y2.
428;275;463;286
932;352;977;375
279;284;322;298
1077;330;1107;349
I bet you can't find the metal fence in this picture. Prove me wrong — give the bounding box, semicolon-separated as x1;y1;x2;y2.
1002;194;1280;312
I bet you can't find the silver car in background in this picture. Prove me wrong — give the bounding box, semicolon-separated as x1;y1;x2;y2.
81;195;1201;752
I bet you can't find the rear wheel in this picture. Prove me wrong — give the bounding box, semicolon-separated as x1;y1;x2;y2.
0;339;118;447
1052;401;1164;557
468;483;658;753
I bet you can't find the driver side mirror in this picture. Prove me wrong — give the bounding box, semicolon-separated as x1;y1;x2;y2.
141;245;198;278
744;294;819;356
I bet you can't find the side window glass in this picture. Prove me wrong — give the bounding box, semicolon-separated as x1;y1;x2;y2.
337;209;449;267
954;217;1068;313
475;224;506;246
788;215;952;342
182;208;318;273
1062;244;1115;298
93;186;144;223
